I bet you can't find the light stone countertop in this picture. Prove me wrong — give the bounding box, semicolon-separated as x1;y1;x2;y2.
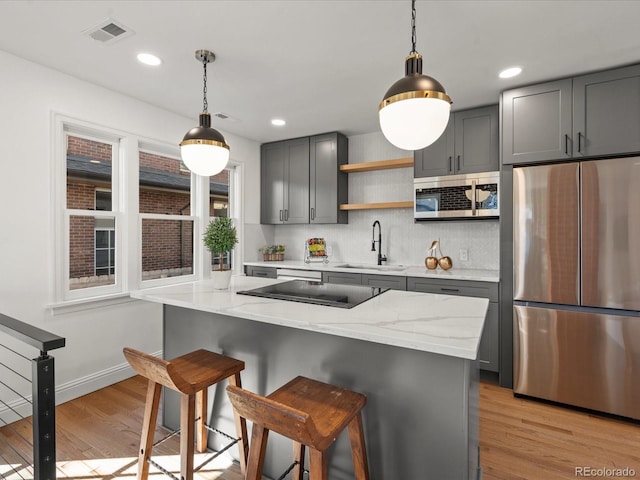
130;275;488;360
244;260;500;282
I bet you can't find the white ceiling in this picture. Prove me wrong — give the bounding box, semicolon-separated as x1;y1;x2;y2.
2;1;640;144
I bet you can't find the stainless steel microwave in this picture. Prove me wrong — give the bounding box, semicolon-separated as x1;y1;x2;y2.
414;171;500;220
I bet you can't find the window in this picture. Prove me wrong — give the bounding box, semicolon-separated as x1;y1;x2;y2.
54;114;242;304
139;148;195;282
65;131;119;295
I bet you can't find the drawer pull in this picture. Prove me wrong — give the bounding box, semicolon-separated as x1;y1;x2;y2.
440;287;460;292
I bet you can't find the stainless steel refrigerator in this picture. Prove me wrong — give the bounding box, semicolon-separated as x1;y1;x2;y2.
513;157;640;420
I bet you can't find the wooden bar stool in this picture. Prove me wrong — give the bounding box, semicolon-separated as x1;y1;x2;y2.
123;347;249;480
226;375;369;480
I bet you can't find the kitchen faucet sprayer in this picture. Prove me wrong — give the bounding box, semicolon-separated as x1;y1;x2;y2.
371;220;387;265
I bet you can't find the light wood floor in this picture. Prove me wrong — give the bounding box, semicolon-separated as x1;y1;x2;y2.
2;375;639;479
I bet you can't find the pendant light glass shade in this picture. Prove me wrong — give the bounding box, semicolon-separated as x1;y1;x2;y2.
180;113;230;176
180;49;230;176
379;2;452;151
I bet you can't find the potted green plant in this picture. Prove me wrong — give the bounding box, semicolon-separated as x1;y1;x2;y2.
275;244;285;261
259;245;270;261
203;217;238;289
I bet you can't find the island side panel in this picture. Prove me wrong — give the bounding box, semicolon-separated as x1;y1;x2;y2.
163;305;480;480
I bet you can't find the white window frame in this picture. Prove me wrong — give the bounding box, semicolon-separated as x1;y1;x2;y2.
137;142;198;289
54;117;125;302
51;113;243;308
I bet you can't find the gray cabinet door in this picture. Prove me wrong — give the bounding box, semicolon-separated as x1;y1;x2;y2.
321;271;362;285
309;133;348;224
573;64;640;158
260;142;287;224
478;302;499;372
414;105;498;177
361;274;407;290
283;137;310;224
414;115;455;178
502;79;572;165
244;265;277;278
455;105;499;174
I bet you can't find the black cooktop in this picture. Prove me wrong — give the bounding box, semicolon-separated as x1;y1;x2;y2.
237;280;388;309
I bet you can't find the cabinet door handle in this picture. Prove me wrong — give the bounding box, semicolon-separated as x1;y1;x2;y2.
448;156;453;173
279;209;284;221
285;209;289;221
440;287;460;293
310;207;315;220
577;132;583;153
564;134;569;155
457;155;461;171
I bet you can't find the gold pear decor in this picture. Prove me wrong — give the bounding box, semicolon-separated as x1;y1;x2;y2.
425;239;453;271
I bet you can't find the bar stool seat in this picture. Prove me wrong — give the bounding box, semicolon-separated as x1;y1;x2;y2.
227;375;369;480
123;347;248;480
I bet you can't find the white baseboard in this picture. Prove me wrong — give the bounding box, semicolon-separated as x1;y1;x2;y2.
0;350;162;424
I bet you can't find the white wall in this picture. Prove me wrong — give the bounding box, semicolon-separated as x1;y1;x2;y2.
269;132;500;269
0;50;260;404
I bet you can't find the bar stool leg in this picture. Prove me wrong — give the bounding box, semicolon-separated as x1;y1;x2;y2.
348;412;370;480
292;441;306;480
228;373;249;474
180;393;196;480
138;381;161;480
246;424;269;480
308;448;328;480
196;388;207;453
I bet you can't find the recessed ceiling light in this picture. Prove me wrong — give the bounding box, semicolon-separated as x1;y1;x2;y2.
499;67;522;79
271;119;286;127
137;53;162;66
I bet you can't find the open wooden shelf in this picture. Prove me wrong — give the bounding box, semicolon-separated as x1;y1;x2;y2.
339;201;413;211
339;157;413;173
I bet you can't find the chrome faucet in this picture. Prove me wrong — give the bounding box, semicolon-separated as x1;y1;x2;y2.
371;220;387;265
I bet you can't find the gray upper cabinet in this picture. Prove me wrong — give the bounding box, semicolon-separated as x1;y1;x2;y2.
309;132;348;224
414;105;499;178
502;79;573;165
261;133;348;225
573;64;640;158
503;63;640;165
261;137;309;224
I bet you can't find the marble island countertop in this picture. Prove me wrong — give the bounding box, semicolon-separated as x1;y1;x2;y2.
244;260;500;282
130;275;488;360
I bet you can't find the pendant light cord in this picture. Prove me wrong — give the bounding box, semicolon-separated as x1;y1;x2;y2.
410;0;417;54
202;58;209;113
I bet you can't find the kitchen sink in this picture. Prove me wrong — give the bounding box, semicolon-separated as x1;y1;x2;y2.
336;263;406;272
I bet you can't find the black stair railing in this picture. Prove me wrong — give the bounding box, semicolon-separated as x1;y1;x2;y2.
0;313;66;480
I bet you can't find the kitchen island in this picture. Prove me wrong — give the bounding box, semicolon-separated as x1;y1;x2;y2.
130;275;488;480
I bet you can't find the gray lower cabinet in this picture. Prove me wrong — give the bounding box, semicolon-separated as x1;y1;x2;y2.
361;274;407;291
321;271;362;285
407;277;499;372
322;272;407;290
502;63;640;165
244;265;277;279
261;137;310;224
414;105;499;178
309;133;348;224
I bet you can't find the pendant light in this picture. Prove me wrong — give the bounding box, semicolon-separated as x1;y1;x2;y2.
180;49;230;176
379;0;452;151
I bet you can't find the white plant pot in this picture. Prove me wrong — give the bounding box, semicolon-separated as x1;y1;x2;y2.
212;269;233;290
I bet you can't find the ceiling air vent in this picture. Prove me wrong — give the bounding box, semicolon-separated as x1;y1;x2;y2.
213;112;240;123
83;18;134;44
